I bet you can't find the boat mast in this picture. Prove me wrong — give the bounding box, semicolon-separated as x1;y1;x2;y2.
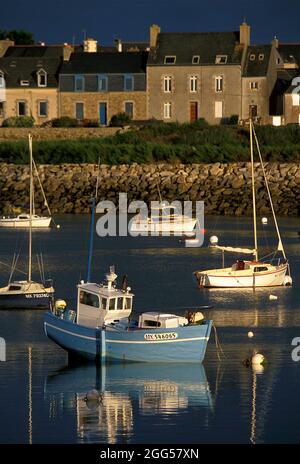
28;134;33;282
86;158;100;283
252;125;287;260
250;119;258;261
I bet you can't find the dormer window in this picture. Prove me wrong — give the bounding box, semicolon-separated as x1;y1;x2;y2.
192;55;200;64
164;56;176;64
37;69;47;87
250;54;256;61
259;54;264;61
20;80;30;87
0;71;4;88
215;55;228;64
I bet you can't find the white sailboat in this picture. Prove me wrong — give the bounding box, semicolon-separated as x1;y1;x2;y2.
194;119;292;288
0;147;52;228
0;134;54;309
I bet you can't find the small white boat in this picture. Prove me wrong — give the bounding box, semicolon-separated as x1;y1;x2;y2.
130;203;197;235
0;214;51;228
0;144;52;229
194;119;292;289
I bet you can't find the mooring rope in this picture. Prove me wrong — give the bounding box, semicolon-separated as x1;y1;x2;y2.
213;323;226;361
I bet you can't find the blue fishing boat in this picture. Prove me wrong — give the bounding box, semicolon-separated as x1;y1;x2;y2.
44;267;212;363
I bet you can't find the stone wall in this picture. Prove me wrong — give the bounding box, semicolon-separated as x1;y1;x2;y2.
0;162;299;215
0;127;119;141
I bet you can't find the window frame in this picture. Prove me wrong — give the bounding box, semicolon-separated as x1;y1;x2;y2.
250;81;259;91
215;55;228;64
215;75;224;93
37;69;47;87
75;101;84;120
75;74;85;92
192;55;200;64
163;75;172;93
163;102;172;119
124;101;134;118
38;100;48;117
164;55;176;64
0;71;5;88
189;75;198;93
98;74;108;92
17;100;27;116
124;74;134;91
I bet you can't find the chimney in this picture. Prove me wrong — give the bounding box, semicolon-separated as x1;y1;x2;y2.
115;38;122;53
239;22;250;47
63;43;74;61
150;24;160;48
272;36;279;48
0;39;14;58
83;38;98;53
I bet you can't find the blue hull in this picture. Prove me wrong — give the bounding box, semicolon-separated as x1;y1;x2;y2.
0;293;52;310
44;312;212;363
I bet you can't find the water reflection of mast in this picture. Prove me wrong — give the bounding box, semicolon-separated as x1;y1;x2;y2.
250;370;257;444
28;345;33;445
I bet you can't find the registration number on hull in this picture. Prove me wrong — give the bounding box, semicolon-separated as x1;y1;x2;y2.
144;332;178;341
25;294;50;299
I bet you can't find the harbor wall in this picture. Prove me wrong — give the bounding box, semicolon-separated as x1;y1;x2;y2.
0;162;299;216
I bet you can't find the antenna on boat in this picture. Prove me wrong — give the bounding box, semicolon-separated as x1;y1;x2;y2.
86;158;101;283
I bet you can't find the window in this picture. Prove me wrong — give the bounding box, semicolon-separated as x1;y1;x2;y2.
117;297;124;310
0;102;4;117
79;290;99;308
250;81;259;90
163;75;172;93
215;55;228;64
0;72;4;88
215;75;223;92
17;101;26;116
164;56;176;64
101;297;107;309
215;101;223;118
109;298;116;310
125;101;134;118
292;94;300;106
124;74;134;91
20;80;29;86
250;54;255;61
124;297;132;310
75;102;84;120
276;57;281;65
192;55;200;64
38;101;48;117
37;70;47;87
190;76;198;93
98;74;108;92
75;75;85;91
164;102;172;119
8;285;21;291
259;54;264;61
254;266;269;272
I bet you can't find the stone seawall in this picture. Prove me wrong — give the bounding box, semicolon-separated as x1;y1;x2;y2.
0;127;119;141
0;162;299;216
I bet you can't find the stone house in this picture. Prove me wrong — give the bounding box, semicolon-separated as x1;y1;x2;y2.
59;40;148;124
0;42;64;124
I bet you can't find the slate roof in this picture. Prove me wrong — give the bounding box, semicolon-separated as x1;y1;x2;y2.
0;45;63;87
242;45;271;77
60;51;148;74
148;31;244;66
278;44;300;67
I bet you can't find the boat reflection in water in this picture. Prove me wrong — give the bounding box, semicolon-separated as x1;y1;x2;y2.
44;363;213;443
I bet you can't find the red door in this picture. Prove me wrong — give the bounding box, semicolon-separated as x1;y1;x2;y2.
190;102;198;122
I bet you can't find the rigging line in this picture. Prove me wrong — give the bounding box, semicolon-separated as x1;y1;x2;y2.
0;259;27;276
32;158;51;217
252;125;287;260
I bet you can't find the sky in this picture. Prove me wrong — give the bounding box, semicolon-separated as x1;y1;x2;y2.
1;0;300;46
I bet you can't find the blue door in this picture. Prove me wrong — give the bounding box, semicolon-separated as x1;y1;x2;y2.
99;103;107;125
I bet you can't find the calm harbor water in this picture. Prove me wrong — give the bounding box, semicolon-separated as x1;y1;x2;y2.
0;214;300;444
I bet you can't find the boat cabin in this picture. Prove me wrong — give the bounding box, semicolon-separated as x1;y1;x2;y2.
76;270;134;328
138;312;188;329
231;260;271;273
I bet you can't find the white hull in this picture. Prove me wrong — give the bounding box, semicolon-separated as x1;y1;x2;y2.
195;264;288;288
0;217;51;228
130;218;197;234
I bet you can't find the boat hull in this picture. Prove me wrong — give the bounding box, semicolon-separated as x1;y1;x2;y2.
0;292;53;309
0;217;51;228
44;312;212;363
194;264;288;288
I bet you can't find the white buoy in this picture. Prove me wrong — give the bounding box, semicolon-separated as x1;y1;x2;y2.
269;294;278;301
56;224;61;229
262;217;268;224
284;275;292;286
252;363;265;374
248;331;254;338
210;235;219;246
252;353;265;366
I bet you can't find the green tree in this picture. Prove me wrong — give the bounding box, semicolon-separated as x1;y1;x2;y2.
0;29;34;44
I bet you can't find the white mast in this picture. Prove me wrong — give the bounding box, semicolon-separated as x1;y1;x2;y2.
28;134;33;282
250;119;258;261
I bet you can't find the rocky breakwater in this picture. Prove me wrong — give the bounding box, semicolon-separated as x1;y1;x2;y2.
0;162;299;216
